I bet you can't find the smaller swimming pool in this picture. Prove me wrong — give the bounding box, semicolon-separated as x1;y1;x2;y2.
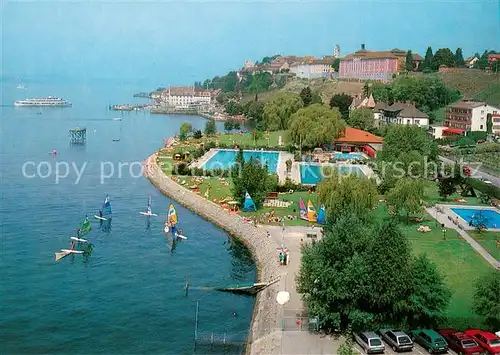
451;208;500;229
300;164;364;185
202;149;280;173
332;153;366;160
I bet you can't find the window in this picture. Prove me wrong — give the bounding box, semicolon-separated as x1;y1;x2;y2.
369;339;382;346
480;125;484;129
481;110;484;114
415;119;420;125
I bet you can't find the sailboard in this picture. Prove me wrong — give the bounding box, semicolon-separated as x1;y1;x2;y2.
71;237;89;243
299;198;308;221
55;239;84;262
77;216;92;236
164;203;187;239
94;195;111;220
307;200;318;223
140;196;157;216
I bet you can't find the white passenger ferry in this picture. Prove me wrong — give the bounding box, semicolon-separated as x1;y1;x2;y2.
14;97;72;107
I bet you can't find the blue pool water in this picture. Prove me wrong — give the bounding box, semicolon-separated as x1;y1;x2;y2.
451;208;500;229
332;153;365;160
300;164;364;185
202;150;280;173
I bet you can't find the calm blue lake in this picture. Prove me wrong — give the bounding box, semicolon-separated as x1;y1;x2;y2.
0;79;255;354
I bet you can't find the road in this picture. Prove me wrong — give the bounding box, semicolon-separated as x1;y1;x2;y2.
439;155;500;188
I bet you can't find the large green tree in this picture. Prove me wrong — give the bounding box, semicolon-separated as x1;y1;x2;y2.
403;254;451;328
179;122;193;141
473;271;500;329
317;169;378;223
263;91;303;130
405;50;414;71
454;48;465;67
245;101;265;130
204;119;217;136
289;104;345;148
421;47;434;71
329;93;353;120
300;87;313;107
231;149;273;207
348;108;375;131
432;48;456;69
387;178;424;222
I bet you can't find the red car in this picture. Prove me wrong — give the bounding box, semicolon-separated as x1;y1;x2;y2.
437;329;484;355
465;329;500;355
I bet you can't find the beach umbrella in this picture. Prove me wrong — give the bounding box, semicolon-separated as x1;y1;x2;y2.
276;291;290;305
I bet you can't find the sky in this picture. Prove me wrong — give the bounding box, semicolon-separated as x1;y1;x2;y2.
1;0;499;86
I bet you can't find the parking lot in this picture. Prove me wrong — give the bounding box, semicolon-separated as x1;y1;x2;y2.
353;341;459;355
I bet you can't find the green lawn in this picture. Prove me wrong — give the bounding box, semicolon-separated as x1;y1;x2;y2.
216;130;288;148
422;180;490;206
469;231;500;260
373;203;493;323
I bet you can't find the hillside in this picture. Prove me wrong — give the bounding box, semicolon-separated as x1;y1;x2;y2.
241;77;364;104
438;69;500;104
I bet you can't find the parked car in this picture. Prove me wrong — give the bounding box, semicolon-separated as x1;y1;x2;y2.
464;330;500;355
354;331;385;354
409;329;449;354
379;329;413;352
437;329;484;355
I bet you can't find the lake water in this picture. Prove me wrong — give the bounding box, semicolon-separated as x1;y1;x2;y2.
0;79;256;354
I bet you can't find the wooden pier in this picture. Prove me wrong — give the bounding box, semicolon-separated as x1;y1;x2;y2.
69;127;86;144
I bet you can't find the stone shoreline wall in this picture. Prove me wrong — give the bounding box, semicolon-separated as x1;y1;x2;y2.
144;152;282;354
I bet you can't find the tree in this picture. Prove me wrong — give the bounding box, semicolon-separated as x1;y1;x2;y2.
403;255;451;328
332;58;340;72
311;93;323;105
329;93;353;120
246;101;266;130
317;169;378;223
348;108;375;131
437;176;456;200
405;50;414;71
300;87;313;107
387;178;424;222
233;121;241;130
454;48;465;67
297;213;374;331
363;81;370;97
223;120;234;133
179;122;192;141
289;104;345;147
193;130;202;139
474;50;490;70
204;119;216;136
378;125;436;163
473;271;500;329
470;210;489;233
433;48;456;69
338;339;358;355
231;149;273;207
421;47;434;71
487;114;493;134
263;91;303;131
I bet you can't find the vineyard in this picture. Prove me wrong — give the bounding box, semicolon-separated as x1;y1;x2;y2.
441;142;500;177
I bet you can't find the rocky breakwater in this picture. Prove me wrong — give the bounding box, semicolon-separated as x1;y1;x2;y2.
144;152;283;354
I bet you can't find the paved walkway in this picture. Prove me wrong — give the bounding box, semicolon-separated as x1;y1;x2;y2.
439;155;500;188
426;206;500;270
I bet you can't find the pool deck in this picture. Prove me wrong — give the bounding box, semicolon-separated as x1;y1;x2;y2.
427;204;500;270
441;204;500;232
293;162;375;185
192;148;293;183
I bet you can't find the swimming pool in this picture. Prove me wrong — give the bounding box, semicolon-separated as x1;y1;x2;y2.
300;164;364;185
451;208;500;229
202;149;280;173
332;153;366;160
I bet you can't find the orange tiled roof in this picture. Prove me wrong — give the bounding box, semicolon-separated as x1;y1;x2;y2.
335;127;384;144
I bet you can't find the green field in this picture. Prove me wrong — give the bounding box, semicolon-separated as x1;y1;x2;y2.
473;83;500;106
422;180;490;206
470;231;500;260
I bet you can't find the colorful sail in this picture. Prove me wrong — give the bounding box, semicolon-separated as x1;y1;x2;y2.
299;198;308;221
243;191;257;212
317;204;326;225
307;200;317;223
167;204;178;226
102;195;112;215
79;216;92;235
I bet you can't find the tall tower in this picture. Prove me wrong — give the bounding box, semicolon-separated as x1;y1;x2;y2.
333;44;340;58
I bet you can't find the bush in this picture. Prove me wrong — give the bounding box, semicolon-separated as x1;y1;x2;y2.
467;178;500;199
276;178;310;192
193;130;202;139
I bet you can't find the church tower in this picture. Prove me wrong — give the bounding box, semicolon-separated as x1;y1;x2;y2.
333;44;340;58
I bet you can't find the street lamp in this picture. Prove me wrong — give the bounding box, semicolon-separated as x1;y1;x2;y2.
441;224;447;240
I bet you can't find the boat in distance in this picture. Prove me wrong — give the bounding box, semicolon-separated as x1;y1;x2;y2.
14;97;72;107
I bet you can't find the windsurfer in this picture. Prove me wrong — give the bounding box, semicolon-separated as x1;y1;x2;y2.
76;228;81;237
99;209;103;218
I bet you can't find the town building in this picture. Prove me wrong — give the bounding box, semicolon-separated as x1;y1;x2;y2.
374;102;429;129
333;127;384;158
160;86;219;108
289;57;333;79
349;93;376;111
443;100;500;134
493;113;500;136
465;56;479;68
339;44;423;81
243;60;255;68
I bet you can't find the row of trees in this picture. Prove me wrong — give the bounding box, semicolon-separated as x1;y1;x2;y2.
178;119;217;141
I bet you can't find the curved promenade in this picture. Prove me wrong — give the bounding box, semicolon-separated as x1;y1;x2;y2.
144;152;283;354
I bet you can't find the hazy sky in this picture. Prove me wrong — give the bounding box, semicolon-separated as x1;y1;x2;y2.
2;0;499;85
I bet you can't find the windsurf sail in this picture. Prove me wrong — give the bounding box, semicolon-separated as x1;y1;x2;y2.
146;196;152;214
166;204;178;226
317;204;326;225
243;191;257;212
102;195;112;215
307;200;317;223
299;198;308;221
79;216;92;235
